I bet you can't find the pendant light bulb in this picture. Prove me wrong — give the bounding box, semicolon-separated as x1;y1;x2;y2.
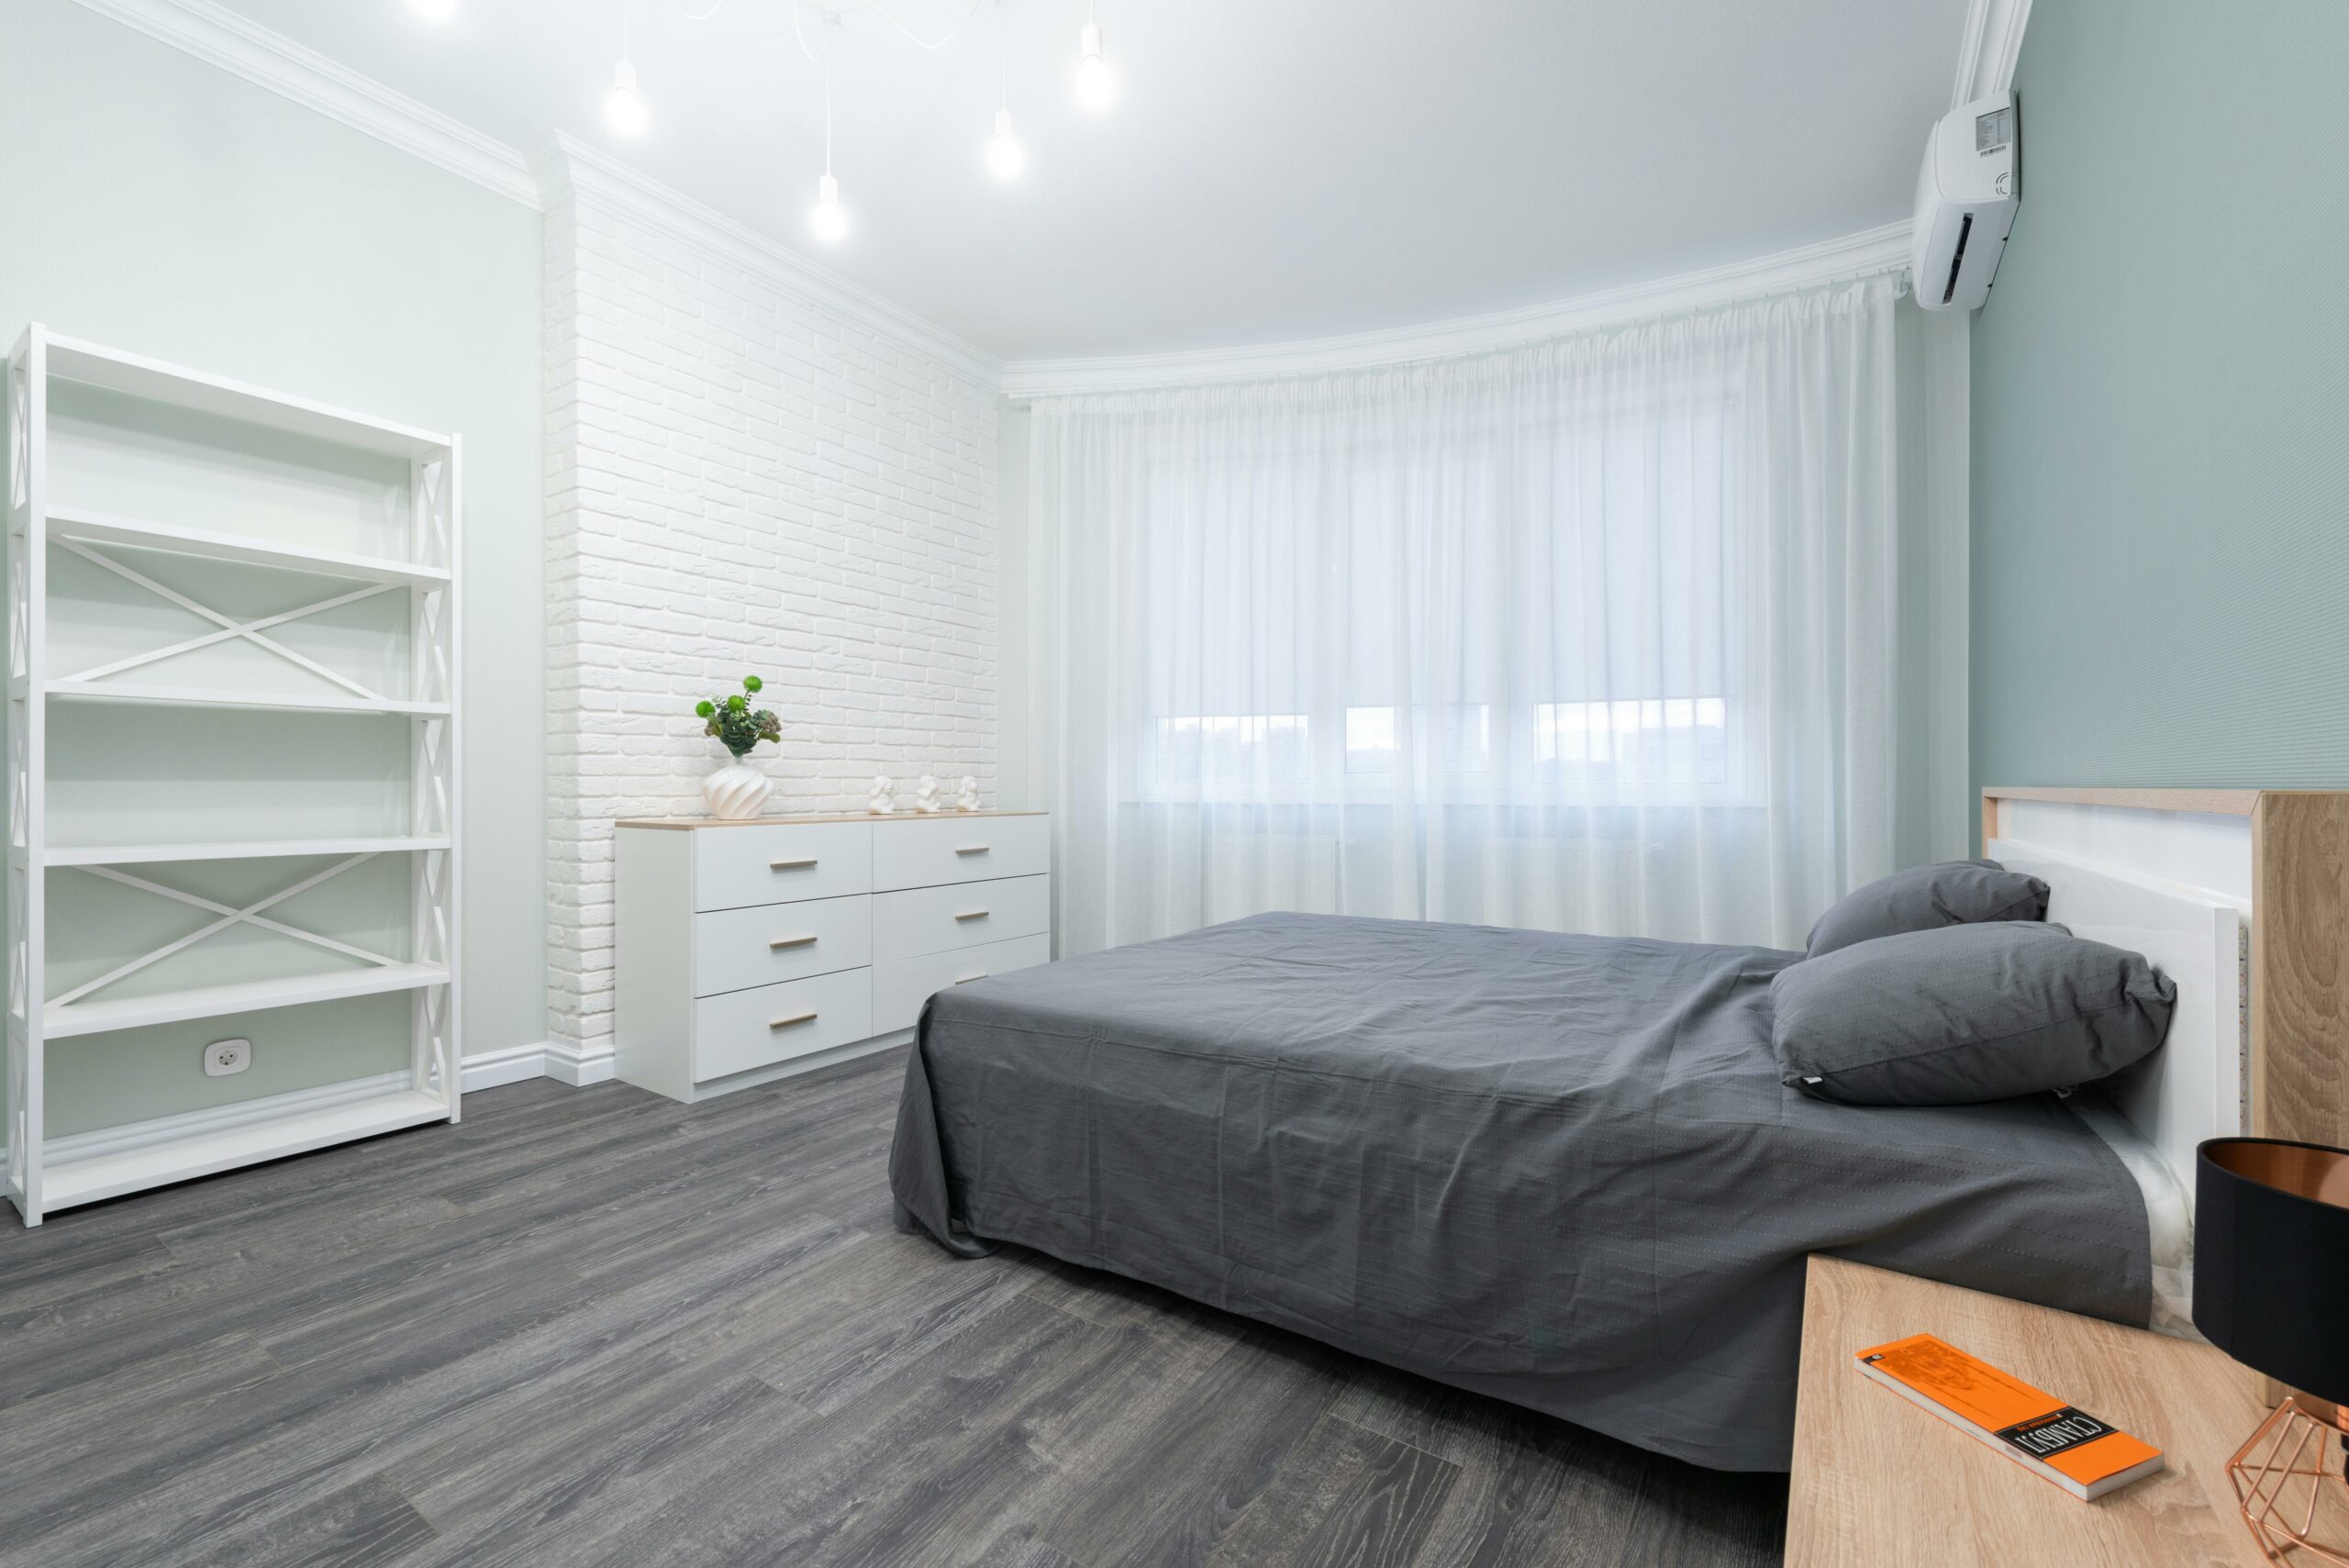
605;57;647;136
810;172;848;242
986;108;1025;180
408;0;456;19
1074;19;1114;110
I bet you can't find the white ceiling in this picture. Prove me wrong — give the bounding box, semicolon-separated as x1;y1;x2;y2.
208;0;1969;361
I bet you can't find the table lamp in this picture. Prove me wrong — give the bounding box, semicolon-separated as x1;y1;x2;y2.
2196;1136;2349;1563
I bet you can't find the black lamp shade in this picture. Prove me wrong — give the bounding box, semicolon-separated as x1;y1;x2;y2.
2194;1137;2349;1406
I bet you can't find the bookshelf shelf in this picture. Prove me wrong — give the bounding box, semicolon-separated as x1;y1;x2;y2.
44;963;452;1040
45;680;450;717
44;836;452;868
42;333;448;459
46;506;451;588
43;1089;451;1210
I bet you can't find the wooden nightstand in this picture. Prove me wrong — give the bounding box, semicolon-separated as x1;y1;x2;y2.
1787;1255;2272;1566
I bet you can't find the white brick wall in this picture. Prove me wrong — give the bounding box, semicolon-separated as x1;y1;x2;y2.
544;192;999;1049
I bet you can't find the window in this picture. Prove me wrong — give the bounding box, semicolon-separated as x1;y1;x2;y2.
1143;697;1735;800
1534;697;1729;785
1152;714;1310;787
1127;374;1749;807
1343;705;1491;775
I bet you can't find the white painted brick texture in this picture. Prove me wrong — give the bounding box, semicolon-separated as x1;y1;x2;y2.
545;194;999;1048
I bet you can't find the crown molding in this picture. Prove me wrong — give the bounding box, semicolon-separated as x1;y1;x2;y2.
65;0;1001;385
74;0;541;208
1001;222;1913;399
1951;0;2033;108
541;134;1004;390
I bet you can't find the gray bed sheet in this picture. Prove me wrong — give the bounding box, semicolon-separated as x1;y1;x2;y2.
888;912;2151;1471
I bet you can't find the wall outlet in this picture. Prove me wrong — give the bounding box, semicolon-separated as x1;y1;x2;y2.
203;1038;251;1078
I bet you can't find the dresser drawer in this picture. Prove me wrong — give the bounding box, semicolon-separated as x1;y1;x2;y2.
872;934;1052;1035
692;968;873;1083
691;893;871;998
693;822;871;912
873;815;1049;892
873;874;1051;962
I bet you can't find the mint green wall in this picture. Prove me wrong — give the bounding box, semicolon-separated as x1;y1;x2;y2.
1972;0;2349;799
1;0;546;1134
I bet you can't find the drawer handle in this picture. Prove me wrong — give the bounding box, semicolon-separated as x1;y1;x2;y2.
953;844;990;855
954;907;990;921
768;1010;818;1030
954;971;988;984
769;934;818;951
769;857;818;871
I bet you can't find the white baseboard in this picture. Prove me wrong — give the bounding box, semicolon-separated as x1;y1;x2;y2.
459;1041;551;1091
459;1039;615;1091
542;1038;617;1087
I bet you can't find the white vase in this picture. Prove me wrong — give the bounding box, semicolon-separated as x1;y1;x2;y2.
702;754;773;820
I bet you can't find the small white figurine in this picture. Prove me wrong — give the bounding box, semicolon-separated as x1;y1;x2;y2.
866;775;896;816
916;774;943;814
956;775;981;812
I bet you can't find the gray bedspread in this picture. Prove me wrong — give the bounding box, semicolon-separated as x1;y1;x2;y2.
888;912;2151;1471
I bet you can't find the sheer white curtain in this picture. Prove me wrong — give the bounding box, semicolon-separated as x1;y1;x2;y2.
1024;274;1968;956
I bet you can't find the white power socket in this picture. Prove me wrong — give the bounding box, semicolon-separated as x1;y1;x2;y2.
203;1038;251;1077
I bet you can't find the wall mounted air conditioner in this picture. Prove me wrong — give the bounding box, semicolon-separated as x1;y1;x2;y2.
1912;92;2020;312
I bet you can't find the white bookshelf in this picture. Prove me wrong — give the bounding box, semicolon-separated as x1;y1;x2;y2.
4;324;462;1226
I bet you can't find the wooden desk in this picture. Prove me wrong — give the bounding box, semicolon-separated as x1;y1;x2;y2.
1787;1255;2270;1566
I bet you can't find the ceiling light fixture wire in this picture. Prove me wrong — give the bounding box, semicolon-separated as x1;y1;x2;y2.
848;0;991;51
783;0;991;59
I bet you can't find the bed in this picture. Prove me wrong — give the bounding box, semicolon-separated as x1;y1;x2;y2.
890;788;2349;1472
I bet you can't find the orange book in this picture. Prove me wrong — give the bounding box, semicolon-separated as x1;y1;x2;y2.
1854;1333;2165;1501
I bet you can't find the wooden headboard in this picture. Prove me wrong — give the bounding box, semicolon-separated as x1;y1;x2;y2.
1983;787;2349;1154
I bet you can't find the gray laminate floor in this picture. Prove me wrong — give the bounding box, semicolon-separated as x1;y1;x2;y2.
0;1050;1787;1568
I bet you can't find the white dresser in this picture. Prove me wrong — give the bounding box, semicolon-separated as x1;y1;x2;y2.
614;811;1052;1103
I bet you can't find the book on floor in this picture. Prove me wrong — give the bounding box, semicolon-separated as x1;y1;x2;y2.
1854;1331;2165;1501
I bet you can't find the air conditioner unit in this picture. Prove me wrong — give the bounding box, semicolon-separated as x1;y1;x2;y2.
1911;92;2020;312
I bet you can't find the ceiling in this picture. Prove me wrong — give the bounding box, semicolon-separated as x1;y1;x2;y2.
209;0;1970;361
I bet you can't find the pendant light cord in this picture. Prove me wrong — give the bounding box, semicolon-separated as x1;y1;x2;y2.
782;0;988;57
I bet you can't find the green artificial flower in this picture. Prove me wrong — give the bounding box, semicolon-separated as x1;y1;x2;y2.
693;678;779;757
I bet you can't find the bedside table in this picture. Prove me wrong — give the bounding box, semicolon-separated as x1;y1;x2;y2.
1787;1255;2270;1566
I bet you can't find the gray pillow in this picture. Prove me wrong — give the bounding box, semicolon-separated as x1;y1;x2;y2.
1805;858;2049;958
1771;921;2175;1106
